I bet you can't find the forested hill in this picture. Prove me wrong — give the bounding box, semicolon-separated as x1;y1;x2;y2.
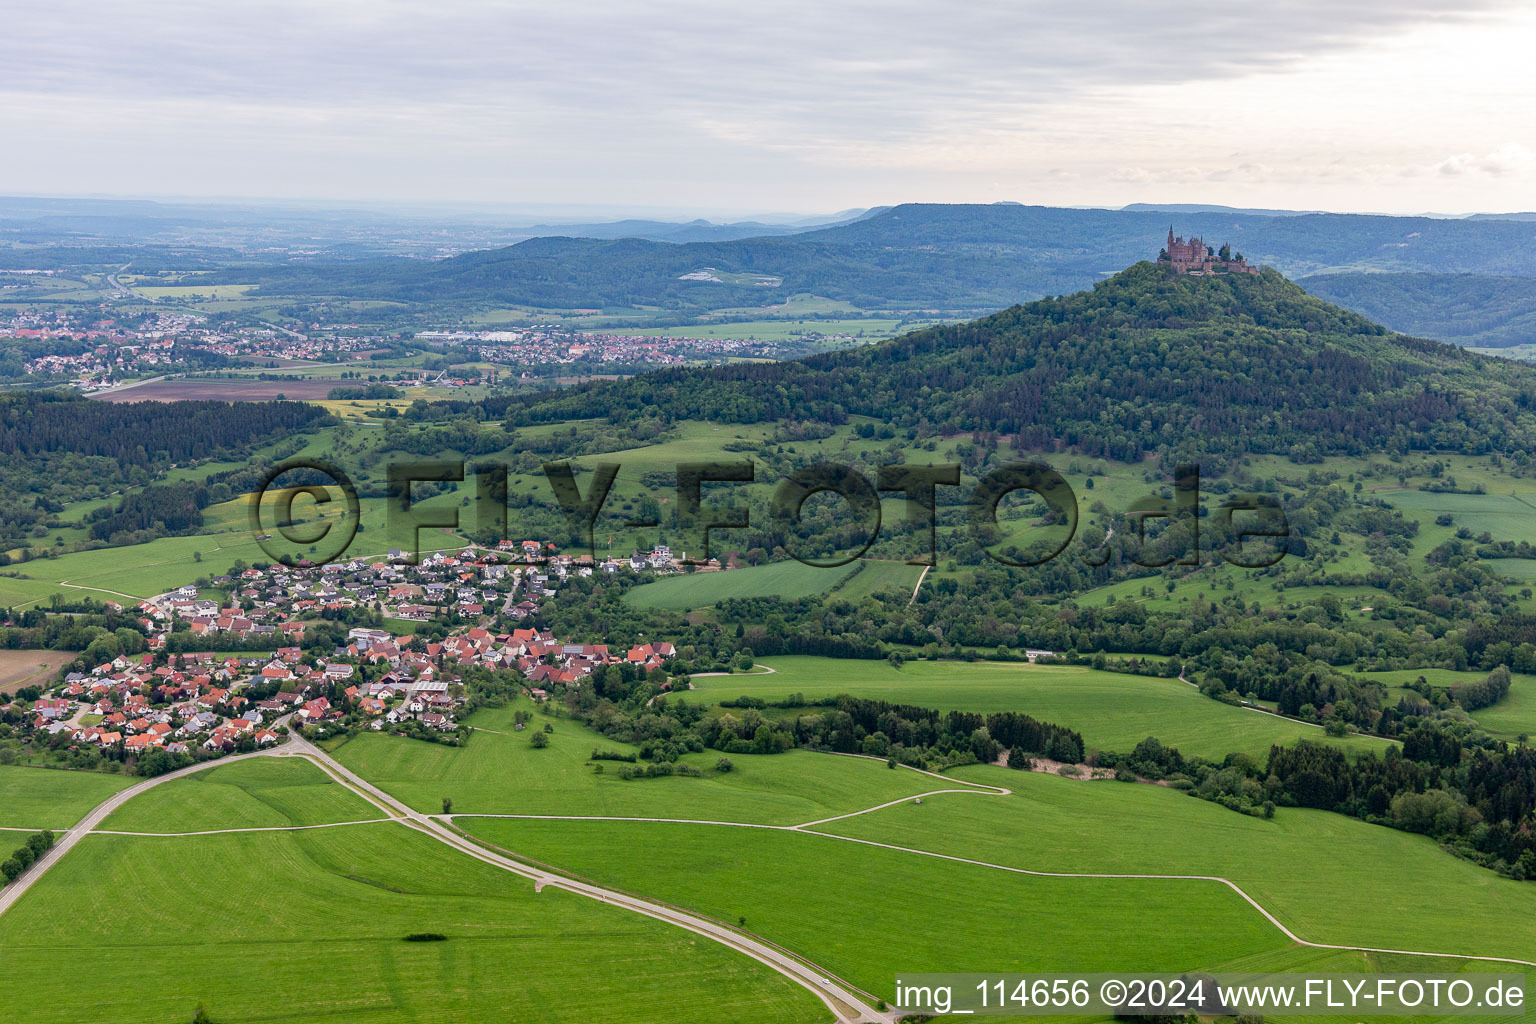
498;263;1536;462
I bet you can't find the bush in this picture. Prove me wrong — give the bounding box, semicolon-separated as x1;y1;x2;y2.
404;932;448;942
530;731;549;749
715;757;734;773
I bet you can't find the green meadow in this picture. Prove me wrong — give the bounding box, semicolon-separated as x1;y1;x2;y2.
0;765;135;830
331;700;936;824
0;488;471;609
624;559;863;609
817;765;1536;966
461;764;1529;1010
691;657;1392;761
465;816;1291;1006
99;756;383;833
0;822;823;1024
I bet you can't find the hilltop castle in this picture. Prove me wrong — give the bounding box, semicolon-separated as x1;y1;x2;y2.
1158;227;1258;275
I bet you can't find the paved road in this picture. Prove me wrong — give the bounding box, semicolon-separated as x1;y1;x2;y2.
283;730;889;1023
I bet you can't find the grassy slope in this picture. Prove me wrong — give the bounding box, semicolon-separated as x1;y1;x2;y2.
331;700;936;824
98;756;382;833
466;816;1288;1005
691;657;1390;761
817;765;1536;965
0;823;824;1024
0;765;135;829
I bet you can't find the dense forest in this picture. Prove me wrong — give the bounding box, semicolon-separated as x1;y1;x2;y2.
0;392;328;552
0;392;326;464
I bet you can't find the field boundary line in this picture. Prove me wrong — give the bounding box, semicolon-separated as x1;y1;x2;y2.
94;817;392;837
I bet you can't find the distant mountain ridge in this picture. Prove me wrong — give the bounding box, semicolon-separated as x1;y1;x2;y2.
214;202;1536;317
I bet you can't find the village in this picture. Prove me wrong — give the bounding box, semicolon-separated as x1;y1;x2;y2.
1;539;694;773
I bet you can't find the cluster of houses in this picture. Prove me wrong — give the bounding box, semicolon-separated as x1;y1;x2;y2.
425;625;676;693
6;602;690;764
25;651;293;755
144;542;705;647
4;535;701;763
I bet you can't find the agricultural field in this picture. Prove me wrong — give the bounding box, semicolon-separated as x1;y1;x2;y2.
624;560;863;610
331;699;936;824
816;765;1536;965
464;764;1528;1008
0;650;78;695
127;282;258;300
98;756;383;834
599;318;934;342
0;822;823;1024
1378;489;1536;546
691;657;1391;761
0;765;136;830
92;377;368;402
469;816;1291;1005
830;559;926;601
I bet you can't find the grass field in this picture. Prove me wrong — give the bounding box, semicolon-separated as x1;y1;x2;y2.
816;765;1536;966
466;816;1292;1005
98;756;383;833
831;559;926;600
690;657;1391;761
0;650;77;694
0;822;824;1024
0;765;135;829
461;762;1531;1008
1379;490;1536;545
331;700;935;824
0;488;470;609
624;560;863;610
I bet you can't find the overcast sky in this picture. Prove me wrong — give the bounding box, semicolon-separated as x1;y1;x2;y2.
3;0;1534;216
